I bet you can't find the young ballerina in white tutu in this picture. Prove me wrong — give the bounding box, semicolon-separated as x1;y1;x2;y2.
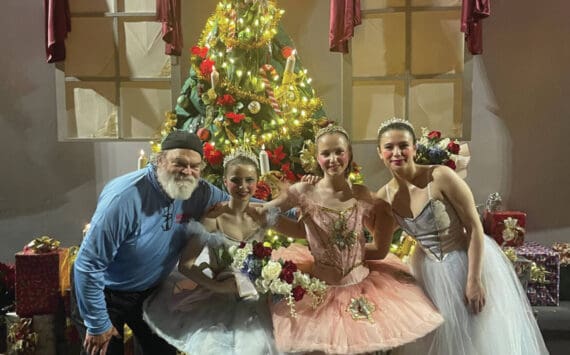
142;149;282;354
376;118;548;355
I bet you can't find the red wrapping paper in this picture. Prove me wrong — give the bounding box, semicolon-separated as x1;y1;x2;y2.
483;210;526;247
15;250;63;317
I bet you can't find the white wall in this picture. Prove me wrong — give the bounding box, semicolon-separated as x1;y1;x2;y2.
1;0;568;262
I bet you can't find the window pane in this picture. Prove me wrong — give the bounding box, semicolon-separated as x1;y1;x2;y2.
361;0;405;9
123;0;156;12
352;14;405;77
70;0;115;13
119;20;171;77
352;81;405;141
66;82;118;139
409;79;462;137
411;10;463;75
120;83;172;138
65;18;115;77
412;0;461;6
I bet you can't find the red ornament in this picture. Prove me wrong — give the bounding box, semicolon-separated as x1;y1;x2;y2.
196;128;211;141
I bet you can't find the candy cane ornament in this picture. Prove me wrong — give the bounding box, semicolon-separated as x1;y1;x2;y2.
259;64;282;115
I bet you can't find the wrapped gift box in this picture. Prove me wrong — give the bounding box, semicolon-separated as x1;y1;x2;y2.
483;210;526;247
15;250;64;317
515;241;560;306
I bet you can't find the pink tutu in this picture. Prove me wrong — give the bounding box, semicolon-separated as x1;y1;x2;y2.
271;244;443;354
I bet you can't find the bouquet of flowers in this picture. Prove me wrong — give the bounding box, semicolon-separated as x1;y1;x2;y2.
415;128;470;178
229;241;327;316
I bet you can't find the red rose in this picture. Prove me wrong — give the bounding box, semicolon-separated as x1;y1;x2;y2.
292;285;306;302
282;260;298;273
216;94;236;107
447;141;460;154
444;159;457;170
280;269;294;284
253;242;272;259
226;112;246;124
281;46;294;59
196;128;211;141
190;46;208;59
254;181;271;201
427;130;441;140
239;241;246;248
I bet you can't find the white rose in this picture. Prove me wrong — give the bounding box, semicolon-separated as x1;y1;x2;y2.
261;261;282;281
293;271;311;288
255;278;272;293
270;279;293;295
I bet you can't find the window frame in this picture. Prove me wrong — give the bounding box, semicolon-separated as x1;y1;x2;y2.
342;1;473;143
55;3;181;142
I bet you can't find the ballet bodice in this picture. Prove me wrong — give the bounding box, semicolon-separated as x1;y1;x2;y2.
387;185;468;261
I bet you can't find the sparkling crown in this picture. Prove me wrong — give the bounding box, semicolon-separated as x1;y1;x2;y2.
377;117;415;135
223;147;259;168
315;124;350;141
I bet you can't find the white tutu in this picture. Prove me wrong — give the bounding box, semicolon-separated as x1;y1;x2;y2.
394;236;548;355
142;220;281;355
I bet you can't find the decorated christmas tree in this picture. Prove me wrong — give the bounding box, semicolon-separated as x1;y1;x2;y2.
152;0;361;197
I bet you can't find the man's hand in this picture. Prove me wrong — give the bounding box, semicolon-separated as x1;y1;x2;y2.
84;326;120;355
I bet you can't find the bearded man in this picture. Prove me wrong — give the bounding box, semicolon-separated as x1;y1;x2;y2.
73;130;230;355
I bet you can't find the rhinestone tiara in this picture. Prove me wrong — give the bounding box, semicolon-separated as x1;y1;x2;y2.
377;117;415;135
315;124;350;141
222;147;259;169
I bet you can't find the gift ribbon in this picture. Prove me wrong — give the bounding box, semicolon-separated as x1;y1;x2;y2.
501;217;525;244
552;242;570;265
7;318;38;353
530;262;550;284
24;236;60;254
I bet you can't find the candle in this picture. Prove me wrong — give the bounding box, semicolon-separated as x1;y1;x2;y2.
137;149;148;170
284;50;296;74
210;66;219;88
259;145;270;176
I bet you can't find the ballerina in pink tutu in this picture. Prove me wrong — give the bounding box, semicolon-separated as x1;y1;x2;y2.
257;124;444;354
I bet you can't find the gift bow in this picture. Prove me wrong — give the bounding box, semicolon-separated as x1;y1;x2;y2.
552;242;570;265
7;318;38;353
503;247;517;263
485;192;502;212
501;217;525;243
530;262;550;284
24;236;60;253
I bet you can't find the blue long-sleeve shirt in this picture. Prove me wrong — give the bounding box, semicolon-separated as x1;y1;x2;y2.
74;165;229;334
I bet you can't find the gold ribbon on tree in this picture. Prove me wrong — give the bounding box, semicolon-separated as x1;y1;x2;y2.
7;318;38;354
25;236;60;253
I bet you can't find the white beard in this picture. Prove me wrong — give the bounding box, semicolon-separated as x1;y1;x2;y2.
157;168;198;200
